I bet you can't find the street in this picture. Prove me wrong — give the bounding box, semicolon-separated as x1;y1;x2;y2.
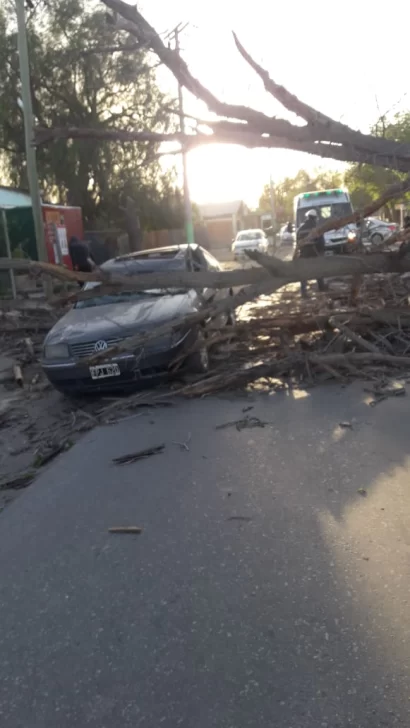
0;383;410;726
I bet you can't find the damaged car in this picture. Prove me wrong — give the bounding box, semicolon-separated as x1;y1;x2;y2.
41;245;234;396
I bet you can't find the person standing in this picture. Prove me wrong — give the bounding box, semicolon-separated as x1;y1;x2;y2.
296;209;326;298
68;236;96;286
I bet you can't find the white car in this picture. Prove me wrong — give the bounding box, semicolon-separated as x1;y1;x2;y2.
278;223;295;247
232;229;268;260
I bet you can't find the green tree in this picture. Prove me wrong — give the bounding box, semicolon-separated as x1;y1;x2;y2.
0;0;183;229
345;112;410;218
258;169;344;224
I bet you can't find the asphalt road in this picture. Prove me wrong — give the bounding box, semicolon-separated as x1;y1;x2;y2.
1;383;410;727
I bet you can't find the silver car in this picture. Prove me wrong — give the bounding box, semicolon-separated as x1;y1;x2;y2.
362;217;398;246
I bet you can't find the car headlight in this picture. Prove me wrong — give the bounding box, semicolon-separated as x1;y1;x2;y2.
347;232;357;243
44;343;70;360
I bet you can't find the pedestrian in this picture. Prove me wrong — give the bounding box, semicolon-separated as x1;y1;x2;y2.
296;209;326;298
68;236;96;287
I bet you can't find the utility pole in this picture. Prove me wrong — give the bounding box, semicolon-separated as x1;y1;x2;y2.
269;174;277;250
15;0;47;263
167;23;194;245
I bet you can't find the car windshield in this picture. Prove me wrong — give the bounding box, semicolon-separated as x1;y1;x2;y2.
75;283;185;309
237;231;263;241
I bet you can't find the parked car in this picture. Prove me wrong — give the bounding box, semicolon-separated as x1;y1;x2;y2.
361;217;398;246
41;245;234;396
278;223;295;247
232;229;268;260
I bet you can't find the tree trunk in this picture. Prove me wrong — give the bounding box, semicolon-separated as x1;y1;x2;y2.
123;196;143;252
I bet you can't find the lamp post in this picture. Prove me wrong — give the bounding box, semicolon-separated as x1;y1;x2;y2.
167;23;194;245
15;0;47;264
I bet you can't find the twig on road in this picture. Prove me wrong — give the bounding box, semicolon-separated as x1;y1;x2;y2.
172;433;192;451
112;443;165;465
108;526;143;534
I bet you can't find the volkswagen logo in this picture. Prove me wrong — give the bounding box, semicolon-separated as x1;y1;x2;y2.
94;340;108;352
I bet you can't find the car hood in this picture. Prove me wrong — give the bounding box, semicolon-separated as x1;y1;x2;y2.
45;292;198;345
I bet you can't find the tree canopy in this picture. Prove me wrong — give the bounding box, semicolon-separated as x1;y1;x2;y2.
0;0;184;229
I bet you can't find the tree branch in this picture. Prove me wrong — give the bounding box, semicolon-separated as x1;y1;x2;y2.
232;32;410;160
98;0;410;171
81;42;142;56
35;126;184;145
33;124;410;173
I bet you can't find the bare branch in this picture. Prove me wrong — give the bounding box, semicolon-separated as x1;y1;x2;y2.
34;123;410;172
232;31;410;160
35;126;184;146
100;0;296;131
31;0;410;172
81;42;141;56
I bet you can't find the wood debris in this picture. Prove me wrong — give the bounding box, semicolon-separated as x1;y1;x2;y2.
216;415;268;431
13;365;23;387
0;471;36;491
108;526;143;534
33;439;73;467
172;433;191;451
112;443;165;465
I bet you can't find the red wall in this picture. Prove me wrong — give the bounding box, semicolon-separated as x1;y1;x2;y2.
42;205;84;269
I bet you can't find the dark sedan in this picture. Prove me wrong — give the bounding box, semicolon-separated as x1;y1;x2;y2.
41;245;233;395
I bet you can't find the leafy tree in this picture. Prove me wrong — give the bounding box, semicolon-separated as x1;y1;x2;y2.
345;112;410;218
0;0;183;229
258;169;344;224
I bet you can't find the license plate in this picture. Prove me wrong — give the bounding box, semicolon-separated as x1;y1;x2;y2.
89;363;120;379
324;250;334;256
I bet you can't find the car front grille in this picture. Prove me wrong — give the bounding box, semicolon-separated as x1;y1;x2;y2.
70;338;124;359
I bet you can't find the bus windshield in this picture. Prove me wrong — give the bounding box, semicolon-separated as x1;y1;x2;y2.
296;202;352;227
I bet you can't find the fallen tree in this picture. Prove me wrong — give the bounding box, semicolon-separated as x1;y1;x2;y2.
7;2;410;399
5;244;410;364
2;243;410;295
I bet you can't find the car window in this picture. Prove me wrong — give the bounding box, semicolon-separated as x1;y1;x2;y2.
237;231;263;241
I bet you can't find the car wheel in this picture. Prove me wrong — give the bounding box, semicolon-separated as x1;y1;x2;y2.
371;232;384;246
186;328;209;374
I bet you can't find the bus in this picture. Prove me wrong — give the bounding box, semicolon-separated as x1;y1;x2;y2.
293;188;355;254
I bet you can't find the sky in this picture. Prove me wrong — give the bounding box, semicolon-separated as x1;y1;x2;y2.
137;0;410;207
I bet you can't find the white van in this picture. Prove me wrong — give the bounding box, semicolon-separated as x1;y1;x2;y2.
294;188;356;254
